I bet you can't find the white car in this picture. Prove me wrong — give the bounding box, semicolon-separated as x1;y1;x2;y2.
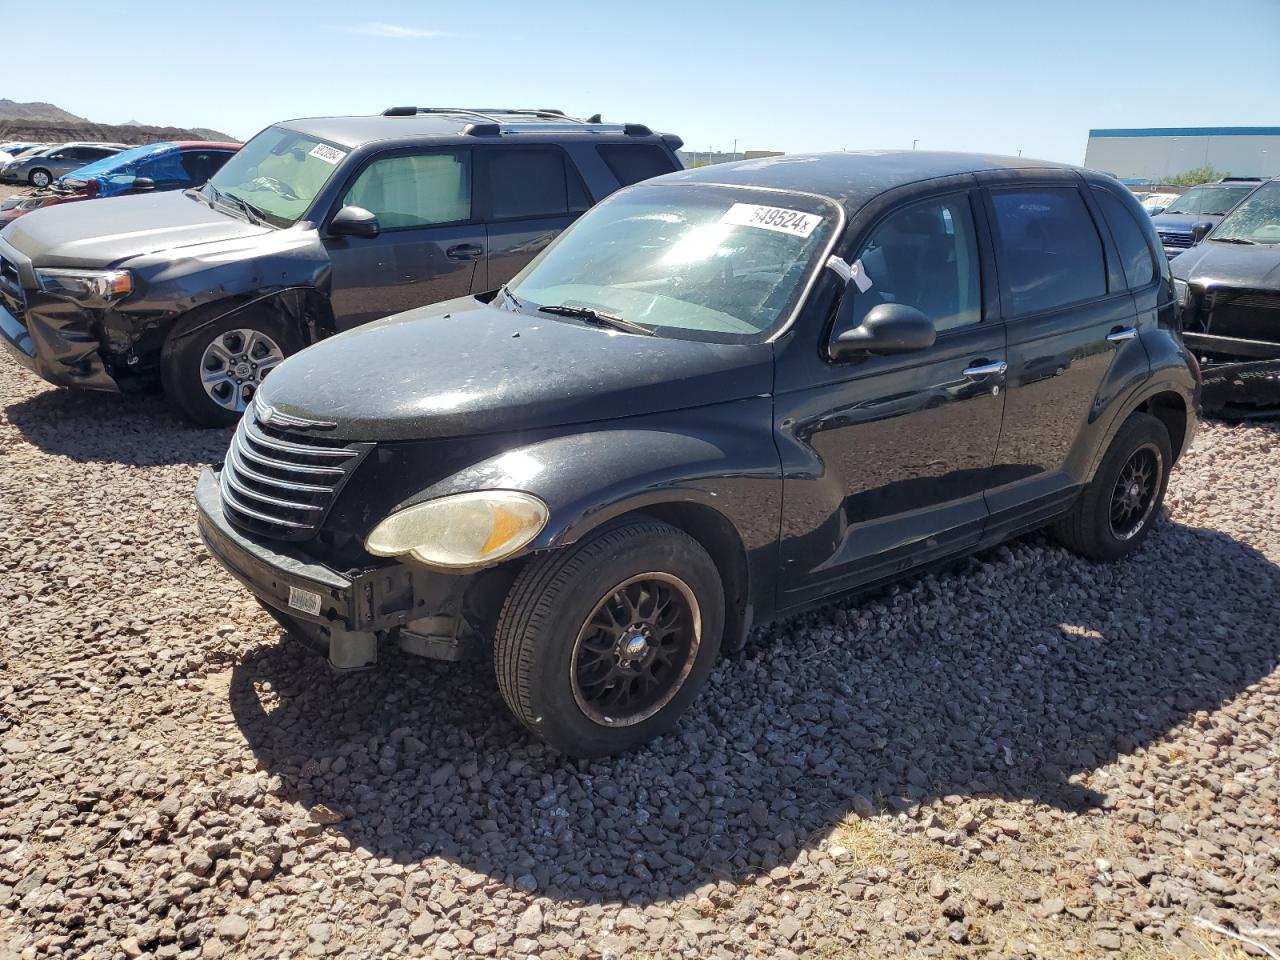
1141;192;1179;215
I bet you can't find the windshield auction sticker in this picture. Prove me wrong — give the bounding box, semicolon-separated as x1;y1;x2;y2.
308;143;347;165
721;202;823;238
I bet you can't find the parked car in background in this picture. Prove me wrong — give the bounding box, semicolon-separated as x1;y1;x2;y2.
1172;176;1280;418
1151;179;1261;257
0;107;682;425
0;142;241;230
1;142;128;187
195;151;1198;756
1141;192;1179;215
0;141;44;164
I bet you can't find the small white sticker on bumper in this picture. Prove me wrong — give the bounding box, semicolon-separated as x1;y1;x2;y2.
288;585;323;616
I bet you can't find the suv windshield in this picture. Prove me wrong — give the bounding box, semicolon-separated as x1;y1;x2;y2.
1212;180;1280;243
203;126;346;228
1163;185;1254;216
506;183;839;343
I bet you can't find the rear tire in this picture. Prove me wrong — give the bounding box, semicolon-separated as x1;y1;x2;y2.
161;309;303;427
495;519;724;758
1053;412;1172;561
28;168;51;188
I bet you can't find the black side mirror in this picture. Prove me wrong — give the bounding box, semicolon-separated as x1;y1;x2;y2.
1190;221;1214;244
329;205;380;239
830;302;937;360
1147;205;1166;216
131;177;155;193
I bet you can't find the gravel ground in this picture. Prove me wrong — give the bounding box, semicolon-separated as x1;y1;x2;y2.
1;344;1278;960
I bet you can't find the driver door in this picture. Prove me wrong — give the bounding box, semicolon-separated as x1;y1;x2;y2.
325;148;486;330
775;189;1007;606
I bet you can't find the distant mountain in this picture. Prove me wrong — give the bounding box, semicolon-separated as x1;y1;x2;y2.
0;99;87;123
0;100;235;144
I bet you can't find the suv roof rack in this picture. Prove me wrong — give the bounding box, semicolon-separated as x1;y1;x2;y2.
1217;176;1264;183
379;106;653;138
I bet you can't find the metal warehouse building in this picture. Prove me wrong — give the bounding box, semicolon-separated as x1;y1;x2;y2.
1084;127;1280;183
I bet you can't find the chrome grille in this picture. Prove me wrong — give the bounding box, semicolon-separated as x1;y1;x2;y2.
1157;230;1193;250
219;413;371;540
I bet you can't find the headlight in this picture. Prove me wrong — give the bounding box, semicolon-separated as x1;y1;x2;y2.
1172;278;1189;306
35;268;133;307
365;491;548;569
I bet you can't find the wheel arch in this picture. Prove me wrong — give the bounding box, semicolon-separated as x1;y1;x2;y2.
1135;390;1189;463
161;286;335;350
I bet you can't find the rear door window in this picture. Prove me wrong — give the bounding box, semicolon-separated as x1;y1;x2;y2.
481;148;591;221
344;150;472;229
990;187;1107;316
1092;188;1156;289
597;144;678;186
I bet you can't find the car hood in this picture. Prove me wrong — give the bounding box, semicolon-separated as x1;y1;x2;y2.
257;297;775;441
0;190;272;269
1150;213;1217;233
1171;242;1280;288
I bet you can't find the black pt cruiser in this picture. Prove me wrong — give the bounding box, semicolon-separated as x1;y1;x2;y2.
197;151;1199;757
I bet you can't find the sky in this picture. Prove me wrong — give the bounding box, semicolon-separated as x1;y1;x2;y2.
5;0;1278;164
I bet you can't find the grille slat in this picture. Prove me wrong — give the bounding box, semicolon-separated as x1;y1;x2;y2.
220;412;370;540
1157;230;1193;249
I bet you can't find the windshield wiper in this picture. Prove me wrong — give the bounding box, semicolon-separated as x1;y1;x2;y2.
500;284;523;309
1209;236;1256;245
538;304;655;336
219;191;269;226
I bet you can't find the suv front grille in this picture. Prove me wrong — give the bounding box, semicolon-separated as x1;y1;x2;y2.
1203;289;1280;343
220;414;371;541
1157;230;1193;250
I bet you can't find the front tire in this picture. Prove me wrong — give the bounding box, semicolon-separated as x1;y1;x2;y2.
495;519;724;757
1053;412;1172;561
161;310;302;427
29;168;51;188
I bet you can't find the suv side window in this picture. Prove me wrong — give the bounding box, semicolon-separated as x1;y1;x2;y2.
344;150;471;229
1092;187;1156;289
990;187;1106;316
597;144;678;186
849;193;982;334
482;148;590;221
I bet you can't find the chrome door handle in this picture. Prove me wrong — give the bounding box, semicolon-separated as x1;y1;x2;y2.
962;360;1007;379
1107;327;1138;344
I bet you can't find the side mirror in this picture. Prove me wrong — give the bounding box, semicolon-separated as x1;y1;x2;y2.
1146;205;1166;216
329;204;379;239
830;302;937;360
1191;221;1214;244
131;177;155;193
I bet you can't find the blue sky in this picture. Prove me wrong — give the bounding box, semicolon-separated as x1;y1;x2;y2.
6;0;1278;162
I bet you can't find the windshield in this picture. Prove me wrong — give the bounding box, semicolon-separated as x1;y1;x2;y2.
204;126;347;227
1164;185;1254;216
1212;181;1280;243
62;142;175;185
506;183;839;343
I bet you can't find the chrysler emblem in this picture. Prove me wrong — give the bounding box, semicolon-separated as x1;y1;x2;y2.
253;396;336;431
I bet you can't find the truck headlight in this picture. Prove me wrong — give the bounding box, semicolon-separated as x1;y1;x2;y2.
1172;278;1190;306
35;268;133;307
366;491;549;569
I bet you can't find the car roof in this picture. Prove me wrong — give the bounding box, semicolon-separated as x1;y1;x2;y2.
659;150;1081;213
171;141;242;150
276;111;665;149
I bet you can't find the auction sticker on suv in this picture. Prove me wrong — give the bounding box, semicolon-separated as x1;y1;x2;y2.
722;202;822;238
287;585;323;616
308;143;346;165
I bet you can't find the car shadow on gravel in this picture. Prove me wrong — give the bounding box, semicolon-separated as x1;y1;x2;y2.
4;385;231;465
228;519;1280;906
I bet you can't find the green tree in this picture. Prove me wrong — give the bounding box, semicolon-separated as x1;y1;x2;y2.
1165;165;1228;187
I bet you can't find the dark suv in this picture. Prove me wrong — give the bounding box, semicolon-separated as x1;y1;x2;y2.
196;151;1199;757
0;108;682;424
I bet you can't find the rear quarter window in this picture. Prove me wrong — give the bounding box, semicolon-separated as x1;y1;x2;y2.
597;144;678;186
1093;188;1156;289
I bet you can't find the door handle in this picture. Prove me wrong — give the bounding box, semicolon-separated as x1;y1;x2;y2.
446;243;483;261
962;360;1007;379
1107;326;1138;344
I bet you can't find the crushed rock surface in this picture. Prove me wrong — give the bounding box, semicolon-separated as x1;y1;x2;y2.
1;349;1278;960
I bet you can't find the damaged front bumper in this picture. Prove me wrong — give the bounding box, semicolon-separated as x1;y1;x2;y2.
196;468;478;669
1182;288;1280;419
1198;359;1280;420
0;236;119;391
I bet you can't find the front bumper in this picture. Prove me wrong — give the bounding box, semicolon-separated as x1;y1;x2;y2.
196;468;476;665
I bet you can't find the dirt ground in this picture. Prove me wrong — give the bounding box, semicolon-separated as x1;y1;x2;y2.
0;260;1278;959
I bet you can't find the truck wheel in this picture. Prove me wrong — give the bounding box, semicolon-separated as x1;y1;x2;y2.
1052;412;1172;561
29;168;51;188
495;519;724;758
161;310;302;427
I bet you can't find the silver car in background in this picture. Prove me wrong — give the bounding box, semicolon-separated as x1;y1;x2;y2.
0;142;126;187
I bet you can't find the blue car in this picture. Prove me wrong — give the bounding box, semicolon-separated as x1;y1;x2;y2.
58;140;241;196
1150;180;1261;257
